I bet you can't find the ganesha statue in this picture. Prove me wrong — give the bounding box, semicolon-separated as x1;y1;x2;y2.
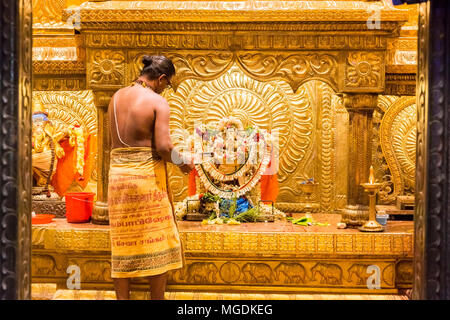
31;93;97;217
32;100;66;196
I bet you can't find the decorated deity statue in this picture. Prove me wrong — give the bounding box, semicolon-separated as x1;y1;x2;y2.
32;100;67;195
31;99;96;198
175;116;285;223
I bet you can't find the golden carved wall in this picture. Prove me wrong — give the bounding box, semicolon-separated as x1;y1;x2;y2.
32;0;66;26
29;1;418;215
33;90;98;136
104;44;393;213
162;64;416;210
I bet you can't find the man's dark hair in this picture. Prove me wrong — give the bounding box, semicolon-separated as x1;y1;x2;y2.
140;55;175;80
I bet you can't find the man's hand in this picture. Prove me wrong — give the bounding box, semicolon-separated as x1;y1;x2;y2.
179;153;194;175
180;162;194;175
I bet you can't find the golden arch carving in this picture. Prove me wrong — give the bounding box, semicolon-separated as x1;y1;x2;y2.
379;96;416;203
129;51;339;93
236;52;338;92
32;90;97;136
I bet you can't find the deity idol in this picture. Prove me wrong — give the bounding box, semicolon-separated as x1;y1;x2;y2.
175;116;284;223
32;100;67;197
31;99;96;199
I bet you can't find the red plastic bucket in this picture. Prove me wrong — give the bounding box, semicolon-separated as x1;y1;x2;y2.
65;192;95;223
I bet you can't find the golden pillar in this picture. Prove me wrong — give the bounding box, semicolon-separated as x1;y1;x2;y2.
91;90;114;225
341;94;379;227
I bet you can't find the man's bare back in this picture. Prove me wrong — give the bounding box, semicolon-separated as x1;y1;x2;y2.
109;83;174;159
109;80;192;173
109;85;156;148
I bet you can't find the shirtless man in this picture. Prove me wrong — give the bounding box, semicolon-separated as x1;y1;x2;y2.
108;55;193;300
109;56;192;171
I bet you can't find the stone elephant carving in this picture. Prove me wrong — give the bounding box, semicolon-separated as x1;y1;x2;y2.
82;261;112;281
347;264;371;285
181;262;218;284
167;268;184;283
32;255;57;276
274;262;307;284
311;263;342;285
242;263;274;284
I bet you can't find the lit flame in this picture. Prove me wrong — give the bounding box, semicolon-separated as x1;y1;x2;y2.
369;165;374;184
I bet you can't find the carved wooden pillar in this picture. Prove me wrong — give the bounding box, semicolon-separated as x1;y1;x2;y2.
341;94;379;227
413;0;450;300
0;0;32;300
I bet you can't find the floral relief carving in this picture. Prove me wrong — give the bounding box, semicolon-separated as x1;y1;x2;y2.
168;52;235;88
90;50;125;85
344;52;383;90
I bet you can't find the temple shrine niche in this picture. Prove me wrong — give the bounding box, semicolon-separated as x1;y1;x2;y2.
31;91;97;217
30;0;417;299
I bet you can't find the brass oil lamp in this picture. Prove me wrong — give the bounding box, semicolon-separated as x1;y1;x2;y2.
359;166;384;232
299;179;319;216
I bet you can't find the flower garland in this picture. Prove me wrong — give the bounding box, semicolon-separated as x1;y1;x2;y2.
198;127;271;178
188;116;274;199
69;124;85;178
200;129;258;182
196;138;272;199
217;117;244;131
